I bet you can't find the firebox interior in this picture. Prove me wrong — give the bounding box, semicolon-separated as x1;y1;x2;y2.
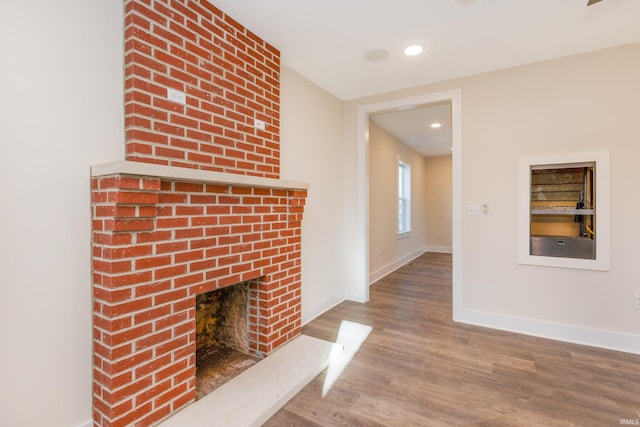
195;281;261;400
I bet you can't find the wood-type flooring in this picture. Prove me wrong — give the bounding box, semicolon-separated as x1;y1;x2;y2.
264;252;640;426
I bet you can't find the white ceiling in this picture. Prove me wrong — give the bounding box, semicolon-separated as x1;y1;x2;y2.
370;103;452;157
209;0;640;155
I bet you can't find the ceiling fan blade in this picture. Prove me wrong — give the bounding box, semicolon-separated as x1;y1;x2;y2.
587;0;603;5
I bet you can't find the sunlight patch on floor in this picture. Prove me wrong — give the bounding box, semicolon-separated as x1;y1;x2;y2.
322;320;373;397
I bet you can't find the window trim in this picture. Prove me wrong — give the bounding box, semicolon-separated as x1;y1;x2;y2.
398;158;411;236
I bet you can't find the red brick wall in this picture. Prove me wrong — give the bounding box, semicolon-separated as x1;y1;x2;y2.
124;0;280;177
91;1;304;425
91;175;305;426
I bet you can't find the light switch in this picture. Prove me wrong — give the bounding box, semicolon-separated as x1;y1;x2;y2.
468;204;481;216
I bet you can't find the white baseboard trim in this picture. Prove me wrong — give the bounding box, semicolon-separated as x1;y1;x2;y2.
425;245;452;254
369;247;427;285
454;307;640;355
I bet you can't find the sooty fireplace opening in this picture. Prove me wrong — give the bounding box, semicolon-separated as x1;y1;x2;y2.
195;280;262;400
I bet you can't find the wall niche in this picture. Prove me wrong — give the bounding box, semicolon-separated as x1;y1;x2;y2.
518;151;610;271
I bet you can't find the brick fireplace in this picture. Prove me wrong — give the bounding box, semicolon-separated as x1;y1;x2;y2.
91;1;308;425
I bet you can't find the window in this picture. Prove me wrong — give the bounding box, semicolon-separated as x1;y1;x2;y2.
398;160;411;235
518;151;610;271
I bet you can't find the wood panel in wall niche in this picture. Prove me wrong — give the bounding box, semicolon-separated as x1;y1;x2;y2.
124;0;281;177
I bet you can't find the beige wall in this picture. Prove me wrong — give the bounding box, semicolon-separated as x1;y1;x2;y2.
345;43;640;351
0;1;124;426
368;121;428;281
3;5;639;425
280;67;348;323
424;155;453;252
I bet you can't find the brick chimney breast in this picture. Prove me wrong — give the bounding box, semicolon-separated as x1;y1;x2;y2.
91;2;306;425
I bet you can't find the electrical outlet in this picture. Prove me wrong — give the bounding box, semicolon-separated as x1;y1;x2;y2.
167;88;186;105
634;294;640;310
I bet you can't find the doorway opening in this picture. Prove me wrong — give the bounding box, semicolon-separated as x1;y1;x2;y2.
367;102;453;283
355;89;462;319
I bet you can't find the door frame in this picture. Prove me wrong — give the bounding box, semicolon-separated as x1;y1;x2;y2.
354;89;463;319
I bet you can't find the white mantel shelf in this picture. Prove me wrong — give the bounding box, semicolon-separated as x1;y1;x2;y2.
91;161;309;190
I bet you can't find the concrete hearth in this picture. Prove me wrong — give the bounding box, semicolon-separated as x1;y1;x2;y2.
159;335;341;427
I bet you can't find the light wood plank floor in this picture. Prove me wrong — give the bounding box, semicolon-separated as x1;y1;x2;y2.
264;252;640;426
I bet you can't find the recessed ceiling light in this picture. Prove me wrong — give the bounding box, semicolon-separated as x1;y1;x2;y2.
403;44;424;56
430;122;442;129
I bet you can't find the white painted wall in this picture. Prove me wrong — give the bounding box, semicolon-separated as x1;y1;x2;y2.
344;43;640;353
0;1;124;426
279;67;348;323
424;155;452;253
368;121;428;282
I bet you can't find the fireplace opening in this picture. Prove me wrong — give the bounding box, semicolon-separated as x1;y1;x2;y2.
195;280;262;400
